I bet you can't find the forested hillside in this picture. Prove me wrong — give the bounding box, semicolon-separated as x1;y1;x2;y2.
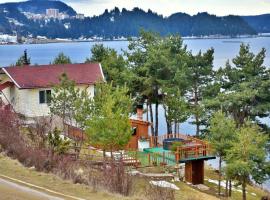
0;0;76;15
242;14;270;33
0;0;261;39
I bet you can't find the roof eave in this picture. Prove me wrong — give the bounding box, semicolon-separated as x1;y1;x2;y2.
99;63;106;82
1;68;21;89
18;82;96;90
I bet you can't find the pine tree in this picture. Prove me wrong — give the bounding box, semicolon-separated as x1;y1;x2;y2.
15;49;31;66
127;31;189;141
215;44;270;128
87;44;129;87
186;49;215;136
208;111;236;196
52;52;71;64
85;83;133;156
225;121;269;200
50;73;91;129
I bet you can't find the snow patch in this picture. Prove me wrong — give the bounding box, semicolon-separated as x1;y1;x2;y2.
149;180;180;190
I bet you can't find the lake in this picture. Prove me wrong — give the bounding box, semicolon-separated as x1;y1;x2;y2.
1;37;269;134
0;37;269;189
0;37;270;68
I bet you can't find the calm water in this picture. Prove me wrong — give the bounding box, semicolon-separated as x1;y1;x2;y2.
0;37;269;189
0;37;270;68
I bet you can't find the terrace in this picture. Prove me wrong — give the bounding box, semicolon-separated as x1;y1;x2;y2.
142;134;216;184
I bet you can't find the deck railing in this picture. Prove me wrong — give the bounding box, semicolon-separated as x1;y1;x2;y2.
149;133;213;162
149;133;189;147
175;143;213;162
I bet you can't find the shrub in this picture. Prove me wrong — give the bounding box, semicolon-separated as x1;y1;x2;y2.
0;110;133;197
102;159;133;196
27;117;51;148
48;128;71;155
146;184;175;200
170;141;183;152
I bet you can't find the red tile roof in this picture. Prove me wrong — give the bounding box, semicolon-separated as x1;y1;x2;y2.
1;63;104;89
0;81;14;91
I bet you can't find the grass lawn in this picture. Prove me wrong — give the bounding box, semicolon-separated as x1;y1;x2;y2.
0;154;135;200
127;151;151;166
204;165;268;200
1;153;268;200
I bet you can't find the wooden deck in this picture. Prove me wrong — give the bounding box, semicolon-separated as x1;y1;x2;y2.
149;134;215;163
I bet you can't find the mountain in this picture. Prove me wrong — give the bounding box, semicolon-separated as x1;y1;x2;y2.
86;9;257;37
242;14;270;33
0;0;76;16
167;12;256;36
0;1;261;39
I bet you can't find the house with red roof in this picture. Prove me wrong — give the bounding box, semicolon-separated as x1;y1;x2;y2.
0;63;105;117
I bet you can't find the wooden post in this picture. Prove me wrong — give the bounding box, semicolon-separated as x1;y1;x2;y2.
163;152;165;164
175;153;179;163
148;153;150;166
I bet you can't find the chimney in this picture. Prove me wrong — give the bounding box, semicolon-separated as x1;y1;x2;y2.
137;104;143;121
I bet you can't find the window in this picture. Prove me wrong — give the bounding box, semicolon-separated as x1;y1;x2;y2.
46;90;51;103
132;127;137;136
39;90;51;104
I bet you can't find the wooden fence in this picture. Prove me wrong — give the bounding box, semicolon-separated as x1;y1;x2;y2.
67;145;179;167
149;133;191;147
67;133;213;167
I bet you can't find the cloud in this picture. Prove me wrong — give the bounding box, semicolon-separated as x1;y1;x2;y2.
60;0;270;17
0;0;270;16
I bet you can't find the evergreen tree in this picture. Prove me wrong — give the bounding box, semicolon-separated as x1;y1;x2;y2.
162;88;189;135
87;44;110;63
127;31;188;141
87;44;130;87
186;49;215;136
161;35;190;135
213;44;270;129
15;49;31;66
50;73;91;129
225;121;270;200
48;128;70;155
85;83;133;156
52;52;72;64
208;111;236;196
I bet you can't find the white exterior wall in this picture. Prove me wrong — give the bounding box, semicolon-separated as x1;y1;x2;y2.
0;77;95;118
15;88;50;117
16;85;95;118
0;74;12;105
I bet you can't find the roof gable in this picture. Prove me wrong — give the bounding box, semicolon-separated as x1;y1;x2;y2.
1;63;104;89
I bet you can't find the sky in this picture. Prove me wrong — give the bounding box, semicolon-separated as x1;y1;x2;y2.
1;0;270;17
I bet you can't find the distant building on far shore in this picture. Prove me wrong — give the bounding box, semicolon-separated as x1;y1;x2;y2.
46;8;59;18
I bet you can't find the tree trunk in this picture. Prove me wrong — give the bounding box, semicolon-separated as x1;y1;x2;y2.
242;179;247;200
164;105;172;135
174;121;177;135
146;100;149;121
194;88;200;136
110;149;113;159
225;179;228;197
149;103;154;137
195;114;200;136
229;180;232;197
154;102;159;146
218;157;222;196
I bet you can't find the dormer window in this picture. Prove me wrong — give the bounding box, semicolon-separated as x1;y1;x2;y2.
39;90;51;104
